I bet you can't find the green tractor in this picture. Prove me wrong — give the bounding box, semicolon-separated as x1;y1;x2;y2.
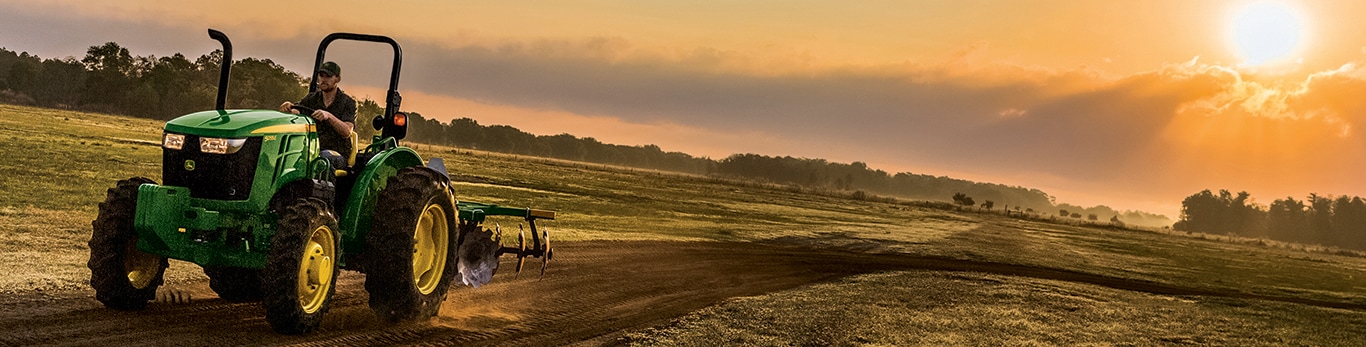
88;29;555;334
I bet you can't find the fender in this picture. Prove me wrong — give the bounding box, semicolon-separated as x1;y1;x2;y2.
337;146;423;256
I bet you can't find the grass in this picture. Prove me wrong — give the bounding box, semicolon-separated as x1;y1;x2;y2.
0;105;162;212
3;104;1366;342
624;271;1366;346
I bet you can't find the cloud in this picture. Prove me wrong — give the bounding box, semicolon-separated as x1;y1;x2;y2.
395;39;1174;173
391;38;1366;214
10;1;1366;215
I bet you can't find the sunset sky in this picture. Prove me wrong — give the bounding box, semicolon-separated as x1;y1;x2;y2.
6;0;1366;219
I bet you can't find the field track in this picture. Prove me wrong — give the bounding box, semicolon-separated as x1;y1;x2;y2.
2;241;1361;346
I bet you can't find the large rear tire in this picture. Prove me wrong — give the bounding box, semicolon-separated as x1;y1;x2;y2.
88;177;168;310
365;167;458;322
204;266;264;302
262;198;339;334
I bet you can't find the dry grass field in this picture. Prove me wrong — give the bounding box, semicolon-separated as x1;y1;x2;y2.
2;103;1364;345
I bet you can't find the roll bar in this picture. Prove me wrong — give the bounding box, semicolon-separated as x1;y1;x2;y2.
308;33;404;123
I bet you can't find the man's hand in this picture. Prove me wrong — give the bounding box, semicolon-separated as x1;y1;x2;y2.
310;109;353;137
311;109;334;122
280;101;298;114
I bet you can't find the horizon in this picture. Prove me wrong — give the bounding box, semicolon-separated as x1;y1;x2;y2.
6;0;1366;219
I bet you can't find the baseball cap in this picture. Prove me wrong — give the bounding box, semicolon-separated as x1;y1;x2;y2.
318;61;341;77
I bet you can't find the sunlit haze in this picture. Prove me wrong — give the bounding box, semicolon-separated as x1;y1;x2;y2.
9;0;1366;219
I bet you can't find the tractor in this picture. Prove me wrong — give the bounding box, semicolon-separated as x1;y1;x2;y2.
88;29;554;334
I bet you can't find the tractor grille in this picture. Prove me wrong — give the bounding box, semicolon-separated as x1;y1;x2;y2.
163;135;263;201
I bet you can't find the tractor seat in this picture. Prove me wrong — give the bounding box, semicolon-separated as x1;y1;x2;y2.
325;131;360;177
344;130;358;167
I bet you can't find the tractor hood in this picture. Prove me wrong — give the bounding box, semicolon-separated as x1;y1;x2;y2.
165;110;315;138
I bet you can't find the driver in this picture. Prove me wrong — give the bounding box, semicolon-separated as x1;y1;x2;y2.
279;61;357;162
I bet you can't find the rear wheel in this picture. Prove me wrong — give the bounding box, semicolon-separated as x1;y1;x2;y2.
88;177;168;310
204;266;263;302
263;198;339;334
365;167;458;322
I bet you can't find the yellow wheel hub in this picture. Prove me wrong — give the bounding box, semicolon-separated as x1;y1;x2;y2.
124;240;161;289
297;225;336;314
413;203;449;295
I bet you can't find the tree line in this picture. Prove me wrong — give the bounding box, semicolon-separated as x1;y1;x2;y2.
410;117;1170;227
0;41;1171;227
400;114;715;174
1175;189;1366;250
0;43;305;120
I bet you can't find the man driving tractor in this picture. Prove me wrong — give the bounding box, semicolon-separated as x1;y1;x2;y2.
279;61;356;160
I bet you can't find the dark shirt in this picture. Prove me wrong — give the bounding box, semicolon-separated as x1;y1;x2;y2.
298;89;357;154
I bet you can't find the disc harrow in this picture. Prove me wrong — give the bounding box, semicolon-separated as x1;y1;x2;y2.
457;203;556;278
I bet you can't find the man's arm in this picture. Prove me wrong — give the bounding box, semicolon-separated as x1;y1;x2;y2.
282;92;320;114
311;110;354;138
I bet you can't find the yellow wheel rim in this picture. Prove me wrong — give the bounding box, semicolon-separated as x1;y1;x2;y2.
413;203;449;295
124;240;161;289
297;225;336;314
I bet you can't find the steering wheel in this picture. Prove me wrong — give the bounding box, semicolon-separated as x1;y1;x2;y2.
289;104;317;116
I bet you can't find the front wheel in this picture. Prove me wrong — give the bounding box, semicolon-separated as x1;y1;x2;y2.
262;198;339;334
365;167;458;322
88;177;168;310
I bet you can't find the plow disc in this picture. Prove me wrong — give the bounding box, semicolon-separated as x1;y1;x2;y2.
456;221;500;288
455;217;555;287
499;222;553;278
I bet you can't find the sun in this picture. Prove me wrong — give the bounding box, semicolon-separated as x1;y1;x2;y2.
1229;1;1306;67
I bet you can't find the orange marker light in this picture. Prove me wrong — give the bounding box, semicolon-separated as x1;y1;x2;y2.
394;112;407;127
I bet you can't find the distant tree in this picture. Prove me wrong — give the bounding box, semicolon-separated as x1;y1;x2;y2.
1070;212;1081;218
1331;196;1366;250
81;42;135;111
353;98;382;141
981;200;994;210
1267;197;1308;242
1087;213;1098;221
1174;189;1261;236
1307;193;1333;244
226;57;305;109
447;117;484;148
953;193;971;207
193;49;224;86
0;48;21;86
485;124;535;154
34;57;85;107
1060;209;1069;217
543;133;588;161
6;53;41;97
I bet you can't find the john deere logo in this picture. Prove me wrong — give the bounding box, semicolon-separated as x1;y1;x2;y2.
184;159;196;171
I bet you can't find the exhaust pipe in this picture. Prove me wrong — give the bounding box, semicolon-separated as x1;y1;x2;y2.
207;29;232;111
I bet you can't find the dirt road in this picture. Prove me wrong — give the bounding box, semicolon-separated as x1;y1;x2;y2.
1;241;1361;346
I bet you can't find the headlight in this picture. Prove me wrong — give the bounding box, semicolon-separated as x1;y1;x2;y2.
163;133;185;150
200;137;247;154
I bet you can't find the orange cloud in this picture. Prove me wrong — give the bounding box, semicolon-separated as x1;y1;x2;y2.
14;0;1366;219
